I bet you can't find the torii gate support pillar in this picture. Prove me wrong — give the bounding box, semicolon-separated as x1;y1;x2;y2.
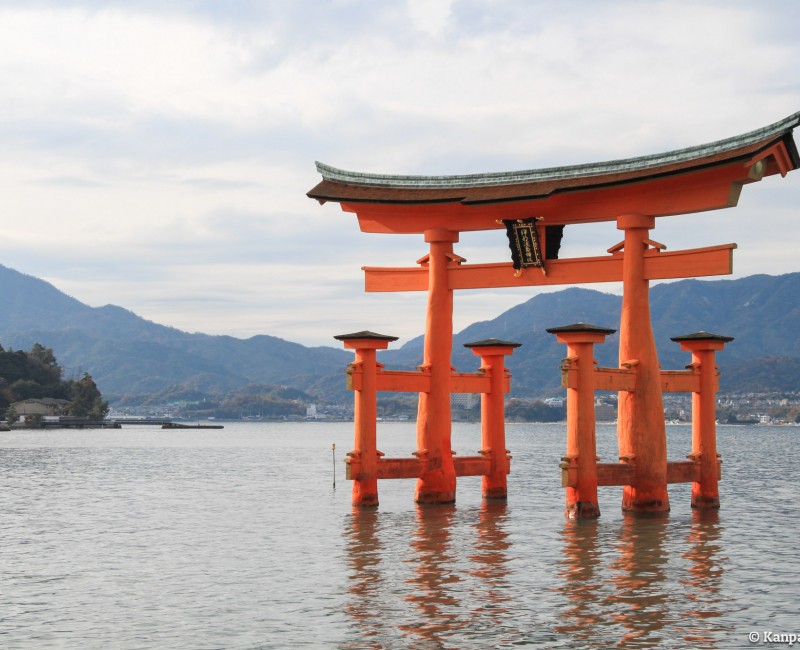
415;228;459;504
334;331;398;507
466;340;521;499
616;214;670;513
549;324;616;518
672;332;732;509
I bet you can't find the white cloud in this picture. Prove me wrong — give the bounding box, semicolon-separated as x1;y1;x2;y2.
0;0;797;348
406;0;454;36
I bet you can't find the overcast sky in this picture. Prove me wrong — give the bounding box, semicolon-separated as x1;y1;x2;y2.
1;0;798;347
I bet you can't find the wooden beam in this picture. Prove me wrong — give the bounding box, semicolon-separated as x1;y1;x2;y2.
645;243;735;280
666;460;702;484
376;457;424;480
363;265;429;292
563;460;714;487
451;372;500;394
596;462;635;486
343;161;753;234
348;368;502;394
560;367;637;392
453;455;493;477
364;244;736;292
346;455;495;480
374;370;430;393
560;367;717;393
660;370;701;393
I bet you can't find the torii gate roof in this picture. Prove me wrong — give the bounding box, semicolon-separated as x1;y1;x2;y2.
308;112;800;234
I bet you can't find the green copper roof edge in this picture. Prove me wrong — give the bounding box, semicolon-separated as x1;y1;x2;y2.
315;111;800;189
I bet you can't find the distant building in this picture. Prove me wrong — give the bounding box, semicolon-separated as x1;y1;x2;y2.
10;398;70;417
595;401;616;422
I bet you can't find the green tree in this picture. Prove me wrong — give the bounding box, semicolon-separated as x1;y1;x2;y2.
9;379;46;400
0;343;107;420
66;373;109;419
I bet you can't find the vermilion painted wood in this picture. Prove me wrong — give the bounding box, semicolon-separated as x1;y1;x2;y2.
414;229;458;504
450;372;498;394
676;337;729;509
666;461;702;485
616;215;670;513
552;330;610;518
470;345;519;499
345;456;494;481
341;161;764;234
347;368;508;395
363;244;735;292
596;463;634;487
453;456;494;478
562;367;712;393
338;337;394;507
564;461;714;487
347;368;431;393
660;370;699;393
562;367;637;392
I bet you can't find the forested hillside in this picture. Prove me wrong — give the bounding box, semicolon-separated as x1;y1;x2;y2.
0;263;797;402
0;343;108;418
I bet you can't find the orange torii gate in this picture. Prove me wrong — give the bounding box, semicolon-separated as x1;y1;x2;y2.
308;112;800;514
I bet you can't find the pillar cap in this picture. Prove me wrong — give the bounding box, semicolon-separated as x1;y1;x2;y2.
670;331;734;343
545;323;617;335
463;338;522;349
333;330;399;342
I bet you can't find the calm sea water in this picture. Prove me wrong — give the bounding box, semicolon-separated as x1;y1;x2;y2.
1;421;798;648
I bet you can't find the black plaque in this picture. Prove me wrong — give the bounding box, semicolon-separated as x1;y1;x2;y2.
504;218;544;270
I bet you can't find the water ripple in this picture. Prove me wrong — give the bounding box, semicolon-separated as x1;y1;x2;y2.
1;423;799;648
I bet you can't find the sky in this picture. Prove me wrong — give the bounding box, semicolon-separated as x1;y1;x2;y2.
0;0;798;348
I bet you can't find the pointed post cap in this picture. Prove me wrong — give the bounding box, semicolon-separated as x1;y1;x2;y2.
334;330;398;350
671;331;734;352
670;331;734;343
545;323;617;335
333;330;399;342
463;338;522;349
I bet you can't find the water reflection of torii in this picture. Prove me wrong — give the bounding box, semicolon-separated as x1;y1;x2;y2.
343;502;515;647
556;511;730;647
309;113;800;513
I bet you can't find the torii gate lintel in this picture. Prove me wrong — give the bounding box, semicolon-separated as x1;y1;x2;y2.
362;242;736;292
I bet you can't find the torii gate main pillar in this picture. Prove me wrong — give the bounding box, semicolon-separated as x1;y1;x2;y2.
415;228;458;504
616;214;669;512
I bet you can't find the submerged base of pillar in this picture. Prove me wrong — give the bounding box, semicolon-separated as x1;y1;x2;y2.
691;494;720;509
482;485;508;500
414;471;456;504
414;490;456;504
622;486;670;513
352;484;379;508
352;498;379;508
415;479;456;504
352;497;379;508
622;499;670;513
565;501;600;519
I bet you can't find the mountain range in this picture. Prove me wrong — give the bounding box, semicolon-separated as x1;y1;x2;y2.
0;263;797;401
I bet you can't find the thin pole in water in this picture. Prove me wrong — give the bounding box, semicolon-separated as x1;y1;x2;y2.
332;443;336;489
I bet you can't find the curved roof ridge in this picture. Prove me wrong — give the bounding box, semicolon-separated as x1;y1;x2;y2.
316;111;800;189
